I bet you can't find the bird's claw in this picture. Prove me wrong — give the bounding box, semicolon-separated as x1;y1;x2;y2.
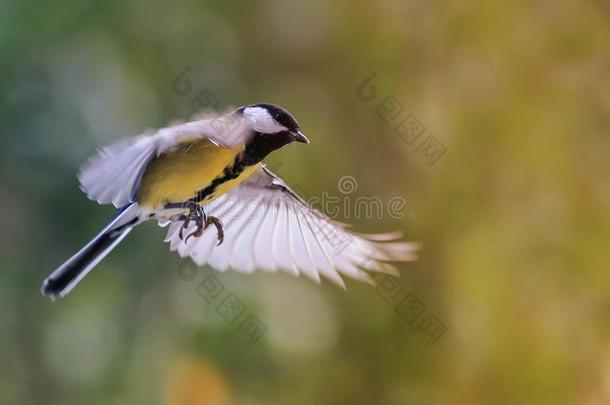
178;219;189;240
205;216;224;246
178;202;224;246
184;215;204;244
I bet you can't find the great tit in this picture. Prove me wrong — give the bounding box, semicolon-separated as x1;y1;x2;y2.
41;104;419;300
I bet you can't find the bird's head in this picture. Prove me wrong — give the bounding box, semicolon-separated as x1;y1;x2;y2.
238;103;309;144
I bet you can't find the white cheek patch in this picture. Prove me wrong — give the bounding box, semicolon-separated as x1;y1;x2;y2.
243;106;287;133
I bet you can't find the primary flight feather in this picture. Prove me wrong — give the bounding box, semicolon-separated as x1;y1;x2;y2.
41;104;419;300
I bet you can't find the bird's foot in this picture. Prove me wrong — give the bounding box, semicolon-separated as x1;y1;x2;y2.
178;202;223;246
179;201;205;241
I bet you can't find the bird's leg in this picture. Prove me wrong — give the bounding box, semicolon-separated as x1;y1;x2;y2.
179;202;206;241
204;216;224;246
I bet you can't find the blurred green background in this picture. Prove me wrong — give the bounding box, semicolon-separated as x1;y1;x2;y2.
1;0;610;404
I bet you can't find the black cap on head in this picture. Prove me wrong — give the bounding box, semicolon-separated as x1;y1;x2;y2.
248;103;300;132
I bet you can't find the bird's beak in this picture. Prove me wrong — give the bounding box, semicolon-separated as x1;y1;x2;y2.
291;130;310;144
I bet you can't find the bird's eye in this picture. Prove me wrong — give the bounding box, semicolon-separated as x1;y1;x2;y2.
274;113;283;123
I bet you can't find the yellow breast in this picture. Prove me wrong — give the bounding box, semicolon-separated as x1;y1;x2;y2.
137;138;258;209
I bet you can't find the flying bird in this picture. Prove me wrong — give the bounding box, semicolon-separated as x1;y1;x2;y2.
41;104;419;300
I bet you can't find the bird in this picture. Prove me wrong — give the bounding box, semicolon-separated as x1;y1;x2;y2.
41;103;419;300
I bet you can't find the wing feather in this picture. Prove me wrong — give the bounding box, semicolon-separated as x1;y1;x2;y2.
78;114;250;208
291;208;321;283
164;166;420;286
273;201;299;276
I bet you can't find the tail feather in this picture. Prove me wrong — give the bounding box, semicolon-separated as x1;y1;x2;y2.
41;203;140;301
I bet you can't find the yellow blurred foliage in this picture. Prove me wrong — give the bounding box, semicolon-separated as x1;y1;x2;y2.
165;357;230;405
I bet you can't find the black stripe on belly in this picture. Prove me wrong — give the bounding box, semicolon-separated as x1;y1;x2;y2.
189;155;248;203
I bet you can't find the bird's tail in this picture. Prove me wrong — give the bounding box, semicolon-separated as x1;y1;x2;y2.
41;203;141;301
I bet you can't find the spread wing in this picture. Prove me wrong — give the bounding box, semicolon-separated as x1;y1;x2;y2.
164;167;419;287
78;112;250;208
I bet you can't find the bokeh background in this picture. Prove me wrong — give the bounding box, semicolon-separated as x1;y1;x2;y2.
1;0;609;404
